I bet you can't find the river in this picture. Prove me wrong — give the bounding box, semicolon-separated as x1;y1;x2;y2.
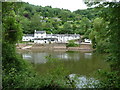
18;50;110;88
18;50;109;76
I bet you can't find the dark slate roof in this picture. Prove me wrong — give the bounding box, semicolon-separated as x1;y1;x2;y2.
24;34;34;37
46;34;80;37
34;38;58;40
35;31;46;34
44;38;58;40
34;38;44;40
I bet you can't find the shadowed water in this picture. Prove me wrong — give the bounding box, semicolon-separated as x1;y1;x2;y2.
18;50;109;76
18;50;110;88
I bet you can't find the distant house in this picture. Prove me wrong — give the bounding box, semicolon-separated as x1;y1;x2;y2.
52;17;61;21
34;38;58;44
34;30;46;38
84;39;92;43
67;21;73;23
34;30;58;44
22;34;34;42
22;30;80;44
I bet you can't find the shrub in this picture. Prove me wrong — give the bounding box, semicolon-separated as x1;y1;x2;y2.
66;40;79;47
95;70;120;88
2;54;71;89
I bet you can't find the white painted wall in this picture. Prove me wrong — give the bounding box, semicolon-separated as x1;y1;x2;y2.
84;39;92;43
34;30;46;38
34;39;58;44
34;40;49;44
22;36;34;41
22;31;80;44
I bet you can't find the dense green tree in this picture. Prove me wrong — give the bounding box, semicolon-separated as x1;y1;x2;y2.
30;13;43;32
81;17;91;33
2;2;71;89
106;2;120;71
61;22;73;34
2;2;22;44
19;16;31;34
43;22;53;33
2;2;27;75
89;17;109;52
58;10;71;23
77;17;92;36
84;1;120;88
16;2;100;35
100;2;120;88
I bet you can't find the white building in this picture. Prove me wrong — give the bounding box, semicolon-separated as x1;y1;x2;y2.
22;34;34;41
22;30;80;44
84;39;92;44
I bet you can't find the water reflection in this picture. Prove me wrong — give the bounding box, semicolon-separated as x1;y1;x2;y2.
23;52;48;64
57;52;81;61
22;51;92;63
57;53;68;59
84;53;92;59
19;50;109;76
23;54;32;58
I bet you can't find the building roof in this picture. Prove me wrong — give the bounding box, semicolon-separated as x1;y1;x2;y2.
35;31;46;34
34;38;58;40
46;34;80;37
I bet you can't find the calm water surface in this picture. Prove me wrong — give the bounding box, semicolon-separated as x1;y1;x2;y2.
18;50;109;77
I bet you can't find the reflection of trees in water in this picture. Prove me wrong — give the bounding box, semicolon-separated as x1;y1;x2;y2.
84;53;92;59
19;51;109;76
22;51;93;63
23;52;48;64
56;52;81;61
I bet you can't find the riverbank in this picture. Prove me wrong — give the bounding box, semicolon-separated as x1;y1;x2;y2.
16;43;93;51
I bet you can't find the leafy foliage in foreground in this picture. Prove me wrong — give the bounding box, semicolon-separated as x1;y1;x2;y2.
2;2;72;89
87;2;120;88
2;1;120;89
96;70;120;88
3;56;70;89
2;37;70;89
2;43;71;89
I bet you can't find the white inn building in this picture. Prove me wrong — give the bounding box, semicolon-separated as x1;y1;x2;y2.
22;30;80;44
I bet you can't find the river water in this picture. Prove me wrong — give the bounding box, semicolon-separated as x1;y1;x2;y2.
18;50;110;88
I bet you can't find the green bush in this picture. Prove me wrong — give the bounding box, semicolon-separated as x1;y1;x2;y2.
66;40;79;47
2;52;71;89
2;61;70;89
95;70;120;88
